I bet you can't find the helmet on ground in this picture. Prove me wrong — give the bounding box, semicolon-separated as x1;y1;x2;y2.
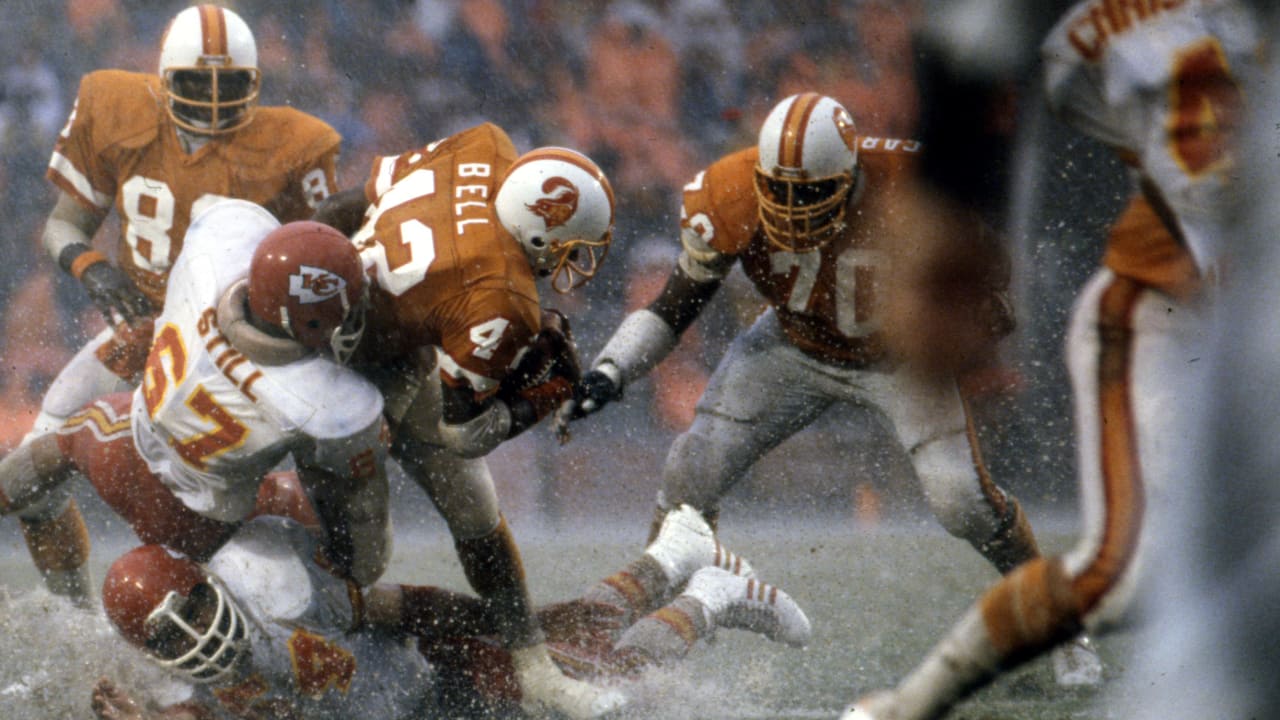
495;147;615;293
247;221;367;364
754;92;859;252
158;4;261;135
102;545;248;684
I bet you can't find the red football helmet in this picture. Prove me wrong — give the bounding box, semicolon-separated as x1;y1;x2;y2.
247;221;367;364
158;5;261;135
754;92;859;252
102;545;248;684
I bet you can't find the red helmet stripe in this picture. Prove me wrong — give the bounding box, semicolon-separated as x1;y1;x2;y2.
778;92;822;170
199;4;228;56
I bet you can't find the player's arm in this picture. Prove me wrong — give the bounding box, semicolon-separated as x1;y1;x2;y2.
438;309;581;458
297;418;391;587
44;190;152;326
572;229;730;419
311;187;370;237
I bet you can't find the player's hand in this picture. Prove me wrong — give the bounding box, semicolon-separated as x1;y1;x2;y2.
80;262;153;326
90;677;148;720
570;368;622;419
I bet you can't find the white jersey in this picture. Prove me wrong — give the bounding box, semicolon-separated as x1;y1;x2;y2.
195;517;432;719
130;199;384;521
1041;0;1258;276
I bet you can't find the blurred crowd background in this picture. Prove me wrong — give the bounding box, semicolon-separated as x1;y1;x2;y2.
0;0;1127;532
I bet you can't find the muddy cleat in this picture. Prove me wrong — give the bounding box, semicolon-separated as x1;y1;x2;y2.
1052;634;1104;687
681;566;811;647
645;505;753;587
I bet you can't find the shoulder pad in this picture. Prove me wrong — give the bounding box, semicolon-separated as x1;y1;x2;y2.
231;106;341;165
680;148;759;256
77;70;164;151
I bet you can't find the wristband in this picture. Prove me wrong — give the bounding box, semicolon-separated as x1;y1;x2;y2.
64;245;109;280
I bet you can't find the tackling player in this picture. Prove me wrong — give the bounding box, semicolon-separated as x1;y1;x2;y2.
20;4;341;605
841;2;1258;718
571;92;1041;586
313;122;618;718
87;486;809;720
1;201;391;592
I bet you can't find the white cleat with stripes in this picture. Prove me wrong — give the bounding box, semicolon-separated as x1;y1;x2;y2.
681;566;812;647
645;504;754;587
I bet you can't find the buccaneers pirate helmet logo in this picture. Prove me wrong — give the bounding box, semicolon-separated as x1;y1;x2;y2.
525;177;579;230
289;265;347;304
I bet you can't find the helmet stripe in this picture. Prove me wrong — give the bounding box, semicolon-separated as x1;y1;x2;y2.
779;92;822;171
199;4;228;56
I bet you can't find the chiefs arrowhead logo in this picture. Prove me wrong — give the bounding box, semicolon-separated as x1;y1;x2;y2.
289;265;346;304
526;177;579;230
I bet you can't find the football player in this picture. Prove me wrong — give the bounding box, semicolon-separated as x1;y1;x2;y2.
1;201;390;592
88;488;808;720
571;92;1041;583
312;122;617;719
21;4;341;604
841;2;1257;718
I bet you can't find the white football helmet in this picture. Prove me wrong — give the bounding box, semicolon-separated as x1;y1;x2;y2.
102;545;249;685
158;4;261;135
754;92;859;252
495;147;615;293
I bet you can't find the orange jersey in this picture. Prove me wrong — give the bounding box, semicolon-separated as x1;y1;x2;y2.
353;123;539;393
680;137;931;366
46;69;340;305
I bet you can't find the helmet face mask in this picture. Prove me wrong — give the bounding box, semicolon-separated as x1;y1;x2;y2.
495;147;615;293
144;579;249;684
159;5;261;136
754;93;859;253
103;545;249;685
165;67;259;133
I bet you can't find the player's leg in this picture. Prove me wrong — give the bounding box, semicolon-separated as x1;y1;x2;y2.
584;505;754;623
61;394;241;562
844;271;1161;720
9;331;133;604
876;353;1040;574
651;310;832;541
608;566;811;673
394;379;625;719
0;434;91;604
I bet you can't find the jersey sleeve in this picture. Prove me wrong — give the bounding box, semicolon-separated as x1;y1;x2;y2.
289;116;341;215
45;71;124;211
679;148;760;260
243;108;342;222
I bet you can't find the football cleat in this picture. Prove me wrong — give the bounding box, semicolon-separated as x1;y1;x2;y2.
680;566;811;647
1051;634;1104;686
644;505;753;587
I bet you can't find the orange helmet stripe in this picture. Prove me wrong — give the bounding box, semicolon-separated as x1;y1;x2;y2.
198;4;228;56
777;92;822;170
